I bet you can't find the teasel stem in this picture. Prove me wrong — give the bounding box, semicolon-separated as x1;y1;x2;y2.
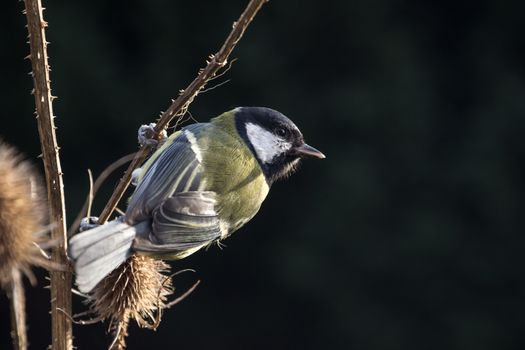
6;269;27;350
23;0;72;348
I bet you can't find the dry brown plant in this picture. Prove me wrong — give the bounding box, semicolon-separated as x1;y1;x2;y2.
0;142;51;350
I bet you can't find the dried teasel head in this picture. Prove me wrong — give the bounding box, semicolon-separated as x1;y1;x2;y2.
0;142;49;286
88;255;175;349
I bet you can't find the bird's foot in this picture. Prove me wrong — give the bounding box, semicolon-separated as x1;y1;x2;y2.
138;123;168;148
79;216;99;232
131;167;142;186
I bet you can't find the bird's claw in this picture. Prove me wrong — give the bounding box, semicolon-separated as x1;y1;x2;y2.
131;168;142;186
138;123;167;148
79;216;100;232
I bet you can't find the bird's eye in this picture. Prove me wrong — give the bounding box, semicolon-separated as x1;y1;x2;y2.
276;127;287;137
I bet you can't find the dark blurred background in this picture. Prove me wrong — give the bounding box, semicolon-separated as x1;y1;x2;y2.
2;0;525;349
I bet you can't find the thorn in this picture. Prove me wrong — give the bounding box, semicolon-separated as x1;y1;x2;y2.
30;88;35;95
28;71;34;77
22;9;27;15
37;154;43;159
24;54;31;60
40;20;48;28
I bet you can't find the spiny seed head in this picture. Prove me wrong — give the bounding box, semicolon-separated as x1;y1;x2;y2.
89;255;174;348
0;142;48;286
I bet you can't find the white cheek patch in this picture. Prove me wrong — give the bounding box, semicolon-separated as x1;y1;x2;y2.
246;123;292;164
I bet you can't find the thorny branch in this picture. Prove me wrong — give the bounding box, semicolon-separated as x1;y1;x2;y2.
97;0;269;224
23;0;73;349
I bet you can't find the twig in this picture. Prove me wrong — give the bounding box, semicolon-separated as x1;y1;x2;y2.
164;280;201;309
86;169;94;219
67;153;136;237
97;0;269;224
6;269;27;350
23;0;73;349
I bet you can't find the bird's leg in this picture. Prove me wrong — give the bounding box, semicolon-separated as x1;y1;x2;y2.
138;123;168;149
79;215;126;231
79;216;99;232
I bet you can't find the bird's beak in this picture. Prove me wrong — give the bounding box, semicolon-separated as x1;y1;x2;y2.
295;144;326;159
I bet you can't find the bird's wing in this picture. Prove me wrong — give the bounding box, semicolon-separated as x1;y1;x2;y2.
126;124;207;223
132;191;222;259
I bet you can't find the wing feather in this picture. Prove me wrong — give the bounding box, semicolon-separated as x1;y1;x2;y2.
133;191;222;259
126;124;206;223
126;124;222;259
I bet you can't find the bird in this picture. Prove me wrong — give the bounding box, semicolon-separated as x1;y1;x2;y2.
69;107;325;293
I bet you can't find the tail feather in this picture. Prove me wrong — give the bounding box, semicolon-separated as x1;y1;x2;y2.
69;221;130;257
74;228;135;268
75;244;132;292
69;220;149;293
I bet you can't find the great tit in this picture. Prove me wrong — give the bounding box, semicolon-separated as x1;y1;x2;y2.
69;107;325;293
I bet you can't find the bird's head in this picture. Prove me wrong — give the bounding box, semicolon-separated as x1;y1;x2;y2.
234;107;325;184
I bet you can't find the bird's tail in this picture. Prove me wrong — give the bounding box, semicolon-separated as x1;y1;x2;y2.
68;220;149;293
